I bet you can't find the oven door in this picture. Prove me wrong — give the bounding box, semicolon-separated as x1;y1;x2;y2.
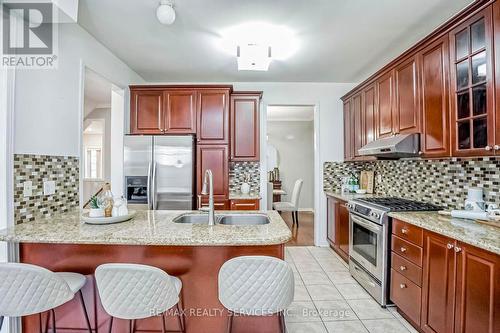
349;213;384;280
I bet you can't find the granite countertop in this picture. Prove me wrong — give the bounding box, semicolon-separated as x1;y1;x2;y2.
0;210;291;246
228;192;261;200
324;190;381;202
389;211;500;255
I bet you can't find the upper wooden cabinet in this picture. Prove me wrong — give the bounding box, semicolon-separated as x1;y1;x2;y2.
164;90;196;133
395;56;420;135
418;36;451;157
197;89;230;144
196;144;229;198
343;100;354;161
493;1;500;153
352;92;364;157
230;92;262;161
376;70;395;138
449;8;495;156
363;83;377;145
130;90;163;134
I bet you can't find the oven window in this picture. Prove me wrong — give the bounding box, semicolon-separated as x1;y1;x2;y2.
352;223;378;266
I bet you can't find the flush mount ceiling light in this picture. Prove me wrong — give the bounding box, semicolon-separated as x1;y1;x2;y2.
219;22;298;71
156;0;176;25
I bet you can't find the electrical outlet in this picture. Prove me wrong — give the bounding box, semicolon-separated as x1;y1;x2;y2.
23;181;33;197
43;180;56;196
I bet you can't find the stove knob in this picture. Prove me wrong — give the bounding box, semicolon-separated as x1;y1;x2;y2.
370;212;380;219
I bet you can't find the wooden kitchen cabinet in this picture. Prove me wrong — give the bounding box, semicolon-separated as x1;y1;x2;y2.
352;92;364;157
395;56;420;135
449;8;495;156
230;199;260;210
230;92;262;161
130;90;164;134
196;145;229;200
197;89;230;144
343;100;354;161
421;231;456;333
493;1;500;154
363;83;377;145
163;90;196;133
418;35;451;157
198;196;229;210
376;70;395;138
454;241;500;333
326;197;349;263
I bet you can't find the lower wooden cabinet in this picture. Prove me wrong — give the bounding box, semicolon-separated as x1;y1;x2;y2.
229;199;260;210
326;197;349;263
390;222;500;333
198;195;229;210
196;145;229;199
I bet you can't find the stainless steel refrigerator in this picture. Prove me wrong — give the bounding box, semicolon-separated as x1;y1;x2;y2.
124;135;194;210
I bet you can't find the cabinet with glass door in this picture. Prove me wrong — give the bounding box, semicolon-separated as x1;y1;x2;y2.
450;9;495;156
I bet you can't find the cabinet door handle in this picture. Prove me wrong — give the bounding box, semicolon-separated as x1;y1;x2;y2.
494;145;500;151
400;265;407;271
485;146;492;151
400;284;407;289
401;228;408;234
447;243;454;250
400;247;407;253
454;246;462;253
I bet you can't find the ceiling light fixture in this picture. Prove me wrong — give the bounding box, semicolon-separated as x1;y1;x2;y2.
156;0;176;25
219;22;298;71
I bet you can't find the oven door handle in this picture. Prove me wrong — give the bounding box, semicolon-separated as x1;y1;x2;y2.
350;214;382;233
353;264;377;288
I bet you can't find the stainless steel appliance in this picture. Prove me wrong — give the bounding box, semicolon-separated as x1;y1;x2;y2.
346;197;441;306
124;135;195;210
358;133;420;158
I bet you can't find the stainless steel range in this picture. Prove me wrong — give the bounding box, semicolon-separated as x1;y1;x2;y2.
346;197;441;306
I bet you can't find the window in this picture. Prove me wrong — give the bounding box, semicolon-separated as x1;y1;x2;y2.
85;147;102;179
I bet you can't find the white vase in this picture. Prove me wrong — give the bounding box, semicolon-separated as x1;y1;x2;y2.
89;208;105;218
240;182;250;194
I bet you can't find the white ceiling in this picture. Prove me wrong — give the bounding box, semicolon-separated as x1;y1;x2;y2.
267;105;314;122
78;0;474;83
84;68;112;114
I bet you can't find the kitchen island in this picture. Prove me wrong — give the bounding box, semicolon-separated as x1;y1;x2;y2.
0;210;291;333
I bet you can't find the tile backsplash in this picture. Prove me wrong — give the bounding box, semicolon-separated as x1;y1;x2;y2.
14;154;79;224
229;161;260;194
324;157;500;209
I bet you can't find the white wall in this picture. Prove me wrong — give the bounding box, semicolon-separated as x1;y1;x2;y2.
14;23;144;157
233;82;355;246
267;120;314;210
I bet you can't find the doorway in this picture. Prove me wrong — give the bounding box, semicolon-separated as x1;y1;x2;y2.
266;105;315;246
80;67;125;206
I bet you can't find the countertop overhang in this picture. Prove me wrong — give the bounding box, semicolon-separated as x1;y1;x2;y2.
0;210;292;246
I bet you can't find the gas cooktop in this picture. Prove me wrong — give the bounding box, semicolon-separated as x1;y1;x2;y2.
354;197;442;212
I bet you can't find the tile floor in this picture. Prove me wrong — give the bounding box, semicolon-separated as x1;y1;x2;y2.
284;246;418;333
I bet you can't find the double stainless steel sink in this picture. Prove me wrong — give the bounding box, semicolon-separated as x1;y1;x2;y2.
173;213;270;225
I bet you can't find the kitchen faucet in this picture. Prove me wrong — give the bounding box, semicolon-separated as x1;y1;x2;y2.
201;169;215;226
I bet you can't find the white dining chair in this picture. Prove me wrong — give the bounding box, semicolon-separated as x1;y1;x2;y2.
94;263;184;333
218;256;294;333
273;179;303;227
0;262;92;333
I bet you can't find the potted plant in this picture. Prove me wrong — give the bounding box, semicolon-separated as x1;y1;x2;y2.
88;195;105;218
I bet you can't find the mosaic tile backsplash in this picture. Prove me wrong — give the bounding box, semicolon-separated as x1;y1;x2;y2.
229;161;260;194
14;154;79;224
323;157;500;210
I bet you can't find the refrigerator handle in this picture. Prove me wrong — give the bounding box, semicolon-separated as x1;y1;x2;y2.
152;162;157;210
147;162;152;209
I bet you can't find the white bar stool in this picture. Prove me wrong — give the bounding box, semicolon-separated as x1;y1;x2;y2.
94;263;185;333
218;256;294;333
0;263;92;333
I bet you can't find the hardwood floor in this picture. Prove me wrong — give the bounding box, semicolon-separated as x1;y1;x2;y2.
279;211;315;246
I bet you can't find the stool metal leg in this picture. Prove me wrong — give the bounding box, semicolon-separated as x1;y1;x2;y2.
108;316;114;333
78;290;93;333
226;312;233;333
279;311;286;333
161;313;167;333
295;211;299;228
128;319;135;333
50;309;56;333
175;304;185;333
0;316;4;331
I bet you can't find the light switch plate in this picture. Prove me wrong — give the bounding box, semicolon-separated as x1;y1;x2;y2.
377;174;382;183
23;181;33;197
43;180;56;196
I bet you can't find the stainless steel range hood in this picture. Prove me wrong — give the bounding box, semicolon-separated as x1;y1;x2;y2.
358;133;420;158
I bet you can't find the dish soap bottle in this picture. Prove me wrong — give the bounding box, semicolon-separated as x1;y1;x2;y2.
100;183;114;218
